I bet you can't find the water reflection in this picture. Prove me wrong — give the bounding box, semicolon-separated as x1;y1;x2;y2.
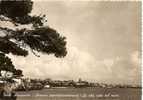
0;96;17;100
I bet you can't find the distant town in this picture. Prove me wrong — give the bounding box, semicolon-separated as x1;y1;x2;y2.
15;78;141;91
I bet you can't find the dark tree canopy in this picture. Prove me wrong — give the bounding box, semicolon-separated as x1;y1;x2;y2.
0;0;67;75
0;0;33;18
0;53;14;72
14;69;23;76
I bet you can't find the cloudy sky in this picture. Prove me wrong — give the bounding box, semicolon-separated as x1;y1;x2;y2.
8;1;141;85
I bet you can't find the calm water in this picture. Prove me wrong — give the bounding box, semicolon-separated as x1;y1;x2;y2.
0;87;141;100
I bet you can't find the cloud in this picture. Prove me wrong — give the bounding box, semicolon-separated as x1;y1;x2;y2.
8;45;141;85
130;51;141;66
108;51;141;85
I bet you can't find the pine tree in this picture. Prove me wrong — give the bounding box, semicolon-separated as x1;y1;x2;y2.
0;0;67;76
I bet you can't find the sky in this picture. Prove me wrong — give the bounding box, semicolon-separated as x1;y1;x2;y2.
6;1;141;85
